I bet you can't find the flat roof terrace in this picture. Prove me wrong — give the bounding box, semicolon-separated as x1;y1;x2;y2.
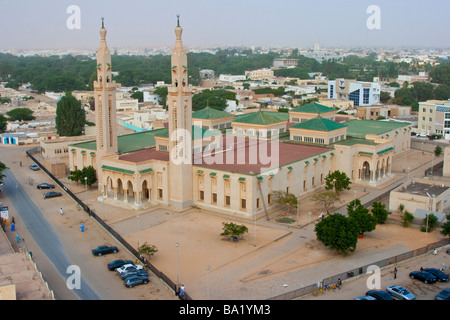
398;182;449;197
194;137;332;175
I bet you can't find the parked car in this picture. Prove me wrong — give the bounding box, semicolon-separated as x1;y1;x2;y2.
43;191;62;199
366;290;395;300
91;245;119;256
116;263;143;274
416;133;427;137
107;260;134;271
428;134;440;140
435;288;450;300
120;269;149;280
354;295;376;300
409;271;437;284
386;285;415;300
37;183;55;189
29;164;40;171
423;268;449;282
123;275;149;288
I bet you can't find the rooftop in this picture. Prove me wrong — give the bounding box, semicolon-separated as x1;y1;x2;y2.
194;136;331;175
192;106;233;120
344;119;410;139
291;102;336;114
290;117;347;132
397;181;449;197
232;111;289;125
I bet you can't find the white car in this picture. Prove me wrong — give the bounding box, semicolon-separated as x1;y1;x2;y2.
416;133;427;137
386;285;415;300
116;264;143;274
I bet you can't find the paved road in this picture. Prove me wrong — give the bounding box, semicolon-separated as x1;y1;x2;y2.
2;169;100;300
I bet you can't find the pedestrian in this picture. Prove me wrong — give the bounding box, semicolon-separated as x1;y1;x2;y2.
16;234;20;243
433;249;437;255
59;208;63;215
179;284;185;299
420;267;423;272
80;223;85;232
337;278;342;289
394;267;397;279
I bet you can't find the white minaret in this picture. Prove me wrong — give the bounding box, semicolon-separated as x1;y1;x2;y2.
167;15;193;208
94;18;118;191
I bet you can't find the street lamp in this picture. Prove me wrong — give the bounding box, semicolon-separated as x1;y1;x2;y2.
206;265;211;300
84;176;88;205
308;211;312;240
176;242;180;286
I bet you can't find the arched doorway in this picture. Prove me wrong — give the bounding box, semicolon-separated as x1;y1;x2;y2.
362;161;370;181
142;180;150;202
126;180;134;203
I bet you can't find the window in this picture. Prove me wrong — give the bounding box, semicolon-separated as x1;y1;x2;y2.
329;85;334;98
159;145;168;151
241;199;246;210
158;188;163;199
268;193;272;205
225;196;231;206
212;193;217;204
304;137;314;143
256;198;260;209
349;89;360;106
315;138;324;144
199;190;204;201
363;88;370;104
293;136;302;141
292;118;299;122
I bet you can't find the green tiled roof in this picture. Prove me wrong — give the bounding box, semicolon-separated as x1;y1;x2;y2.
291;102;336;114
70;128;168;154
290;117;347;132
344;119;411;139
192;107;232;120
139;168;153;174
101;165;135;175
233;111;288;125
154;126;221;140
335;138;378;146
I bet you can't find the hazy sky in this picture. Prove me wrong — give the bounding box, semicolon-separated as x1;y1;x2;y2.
1;0;449;50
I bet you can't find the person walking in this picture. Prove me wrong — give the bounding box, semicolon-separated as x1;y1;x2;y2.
394;267;397;279
59;208;63;215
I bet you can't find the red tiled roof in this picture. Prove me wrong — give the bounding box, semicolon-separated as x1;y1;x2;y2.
119;147;170;163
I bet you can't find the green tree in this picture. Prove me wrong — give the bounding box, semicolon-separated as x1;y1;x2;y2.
130;91;143;102
138;242;158;258
348;205;377;235
220;222;249;241
0;161;8;185
6;108;35;121
401;210;415;228
55;92;86;136
380;91;391;103
441;215;450;237
312;191;340;213
421;213;439;233
314;214;359;255
0;115;7;132
272;190;298;213
370;201;391;224
81;166;97;187
325;170;351;195
435;145;443;157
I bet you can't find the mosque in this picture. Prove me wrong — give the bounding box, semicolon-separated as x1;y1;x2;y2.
69;18;412;218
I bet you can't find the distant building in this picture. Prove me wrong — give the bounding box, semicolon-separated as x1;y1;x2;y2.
328;79;380;107
273;58;298;68
356;105;411;120
245;68;274;81
218;74;246;82
199;69;215;79
417;100;450;138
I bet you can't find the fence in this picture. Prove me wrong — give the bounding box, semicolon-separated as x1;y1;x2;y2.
269;237;450;300
26;149;190;300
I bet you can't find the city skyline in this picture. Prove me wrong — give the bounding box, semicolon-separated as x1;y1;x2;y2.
1;0;450;50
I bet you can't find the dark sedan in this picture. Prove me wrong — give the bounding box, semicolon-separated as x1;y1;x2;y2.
92;245;119;256
366;290;395;300
435;288;450;300
409;271;437;284
123;275;149;288
107;260;134;271
43;191;62;199
423;268;449;282
37;183;55;189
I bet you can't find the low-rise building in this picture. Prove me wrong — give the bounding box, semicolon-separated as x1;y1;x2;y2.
417;100;450;138
328;79;381;107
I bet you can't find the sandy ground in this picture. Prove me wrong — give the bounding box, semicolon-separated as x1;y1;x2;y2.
1;144;449;300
